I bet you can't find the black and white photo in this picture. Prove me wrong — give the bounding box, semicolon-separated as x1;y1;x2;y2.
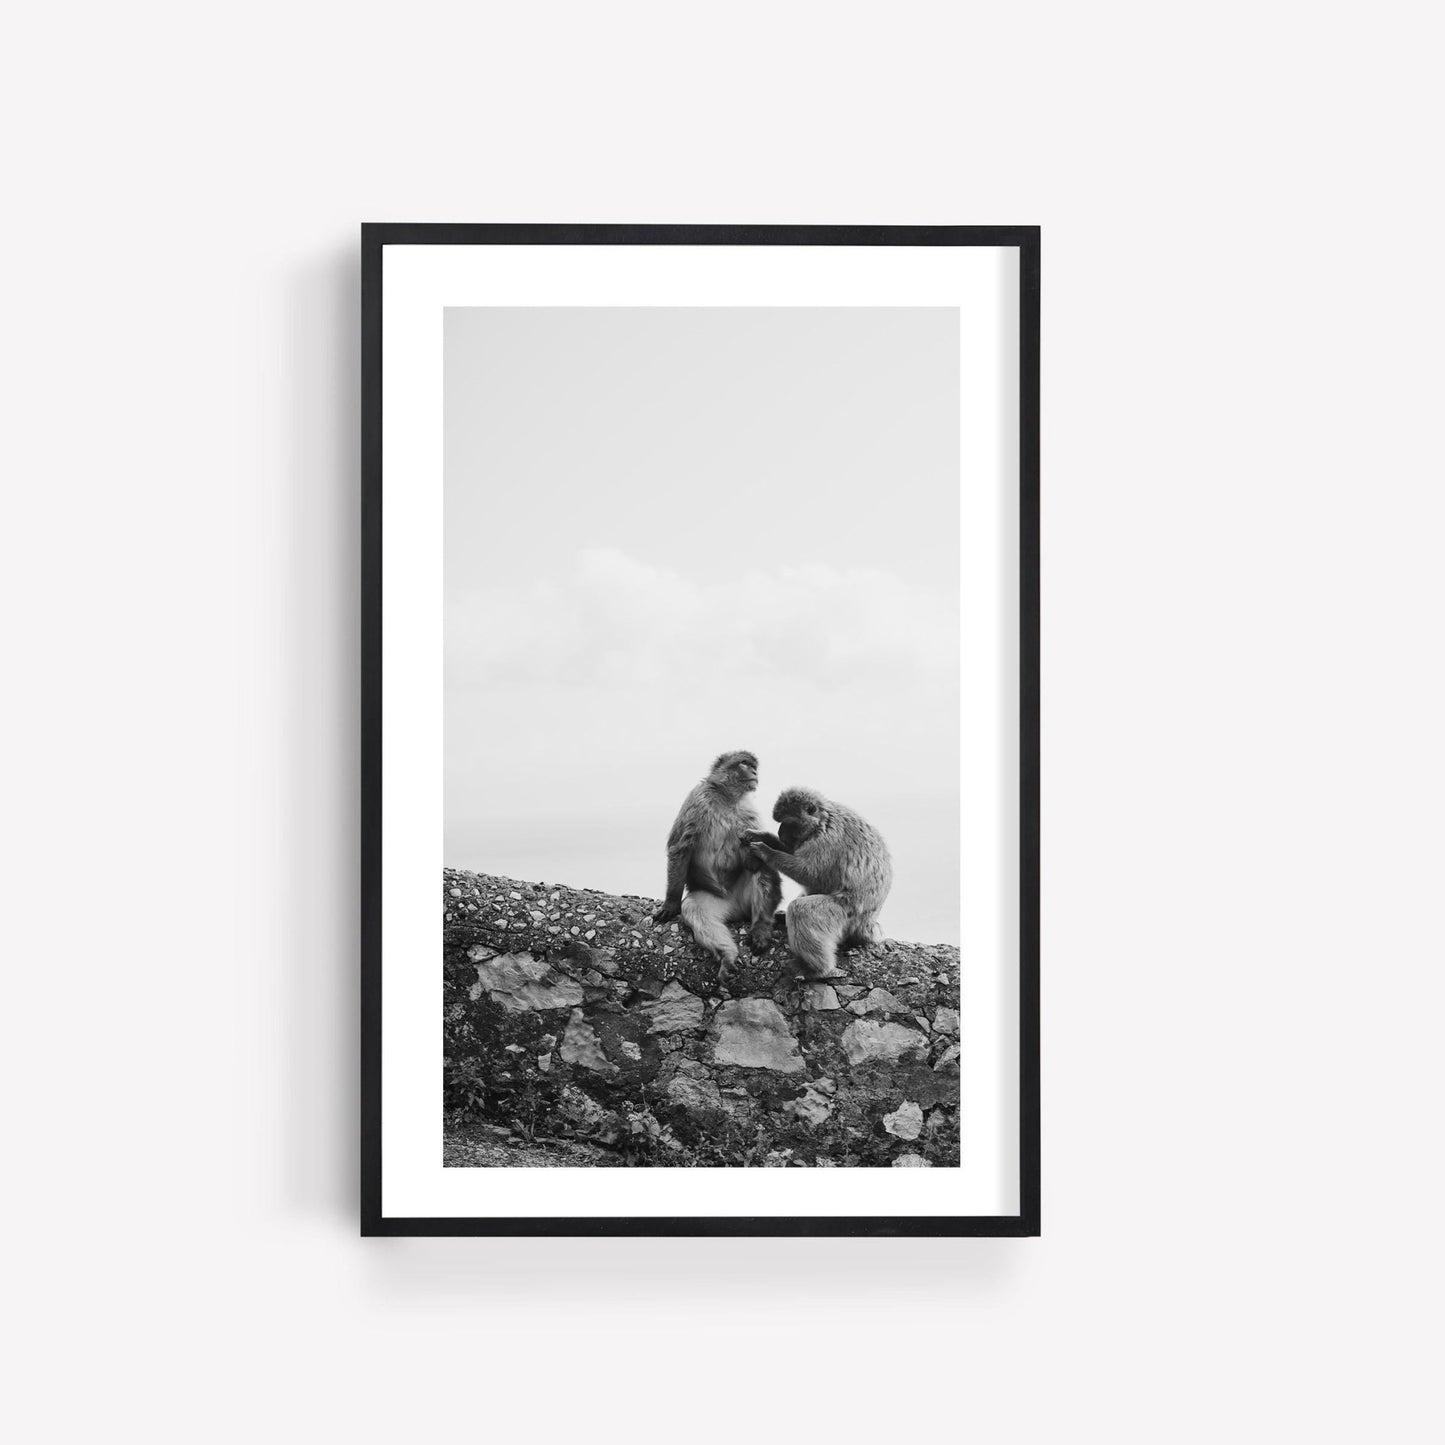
362;226;1039;1234
441;304;965;1171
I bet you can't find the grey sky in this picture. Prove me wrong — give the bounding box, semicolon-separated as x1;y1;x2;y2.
444;307;961;943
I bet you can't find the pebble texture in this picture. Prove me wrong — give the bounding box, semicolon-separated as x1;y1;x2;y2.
443;868;961;1167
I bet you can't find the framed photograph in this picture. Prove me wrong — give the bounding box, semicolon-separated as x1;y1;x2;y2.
361;224;1039;1236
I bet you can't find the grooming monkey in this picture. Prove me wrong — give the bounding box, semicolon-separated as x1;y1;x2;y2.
653;751;783;984
745;787;893;978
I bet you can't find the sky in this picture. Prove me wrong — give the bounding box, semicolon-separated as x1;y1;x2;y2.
444;307;961;943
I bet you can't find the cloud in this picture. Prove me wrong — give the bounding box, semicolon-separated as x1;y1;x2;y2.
447;547;959;691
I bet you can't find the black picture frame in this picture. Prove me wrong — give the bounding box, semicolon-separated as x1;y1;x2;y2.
361;224;1040;1237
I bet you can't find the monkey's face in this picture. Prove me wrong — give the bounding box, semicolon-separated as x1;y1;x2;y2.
709;750;759;797
773;788;824;846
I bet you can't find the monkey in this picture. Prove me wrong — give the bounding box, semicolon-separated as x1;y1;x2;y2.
652;750;783;985
744;786;893;979
746;815;805;855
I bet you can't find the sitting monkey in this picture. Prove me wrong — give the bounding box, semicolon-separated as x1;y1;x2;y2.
653;751;783;986
746;786;893;978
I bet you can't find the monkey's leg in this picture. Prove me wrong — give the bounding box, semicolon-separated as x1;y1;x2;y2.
739;869;783;951
681;891;740;978
843;914;885;949
785;894;850;979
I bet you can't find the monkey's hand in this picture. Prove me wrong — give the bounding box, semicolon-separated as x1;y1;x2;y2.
652;899;681;924
747;840;781;867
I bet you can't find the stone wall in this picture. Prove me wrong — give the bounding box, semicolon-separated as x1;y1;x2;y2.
443;868;961;1167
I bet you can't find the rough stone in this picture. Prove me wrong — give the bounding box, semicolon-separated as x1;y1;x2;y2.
932;1006;961;1036
801;983;841;1011
471;952;585;1013
883;1100;924;1140
560;1010;617;1075
933;1043;961;1071
784;1078;837;1126
665;1075;724;1113
892;1153;933;1168
643;980;705;1034
710;998;804;1073
862;987;907;1015
841;1020;930;1067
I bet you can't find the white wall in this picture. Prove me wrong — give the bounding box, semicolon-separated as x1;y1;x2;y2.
4;4;1442;1441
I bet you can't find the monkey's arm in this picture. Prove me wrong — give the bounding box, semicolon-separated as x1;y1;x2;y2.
654;810;728;920
747;840;820;889
741;830;787;853
653;839;691;922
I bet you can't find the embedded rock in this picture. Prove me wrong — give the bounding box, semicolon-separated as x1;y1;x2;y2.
801;983;841;1011
560;1010;616;1075
469;949;585;1013
710;998;804;1073
784;1079;837;1127
666;1075;724;1113
861;986;908;1015
883;1100;924;1140
932;1006;961;1036
841;1019;930;1067
643;980;705;1034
